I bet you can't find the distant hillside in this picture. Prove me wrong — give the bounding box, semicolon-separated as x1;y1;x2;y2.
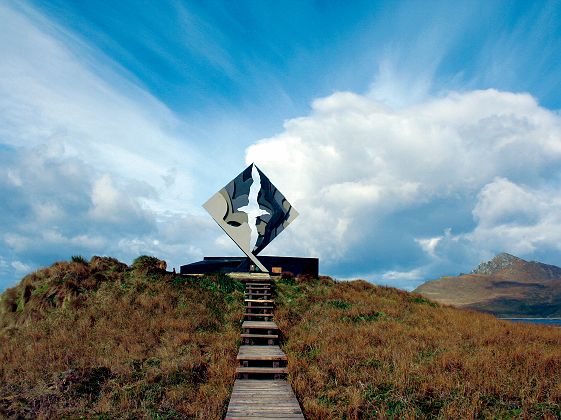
414;253;561;317
0;256;244;418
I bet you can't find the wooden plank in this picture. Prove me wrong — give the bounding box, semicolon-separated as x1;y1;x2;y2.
229;272;272;279
239;278;273;283
242;321;278;329
244;312;273;317
226;380;303;419
241;283;273;287
236;367;288;374
237;345;287;361
240;333;278;339
245;299;274;303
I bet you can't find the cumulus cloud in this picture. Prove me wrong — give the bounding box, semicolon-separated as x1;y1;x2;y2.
466;178;561;256
0;145;151;280
0;142;234;289
3;2;561;293
246;89;561;288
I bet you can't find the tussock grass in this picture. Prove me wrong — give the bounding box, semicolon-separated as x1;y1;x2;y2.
275;277;561;419
0;256;244;418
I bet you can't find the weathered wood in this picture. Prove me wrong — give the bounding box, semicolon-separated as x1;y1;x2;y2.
229;272;272;280
244;315;274;319
240;333;279;339
236;367;288;374
242;321;278;329
245;299;274;303
245;305;274;309
225;275;303;418
225;380;304;419
246;284;271;287
237;345;287;361
244;312;273;318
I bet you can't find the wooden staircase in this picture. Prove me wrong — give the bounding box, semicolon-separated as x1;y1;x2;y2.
225;275;304;419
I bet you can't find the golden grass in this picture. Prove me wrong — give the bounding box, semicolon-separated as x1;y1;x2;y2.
0;257;244;418
275;277;561;419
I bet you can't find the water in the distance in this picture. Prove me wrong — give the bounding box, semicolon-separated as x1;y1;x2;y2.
499;318;561;327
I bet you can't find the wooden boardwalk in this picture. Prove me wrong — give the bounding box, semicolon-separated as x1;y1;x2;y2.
225;275;304;419
226;380;304;419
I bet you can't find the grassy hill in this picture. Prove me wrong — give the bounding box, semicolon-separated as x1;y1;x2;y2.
275;277;561;418
0;256;244;418
414;253;561;317
1;258;560;419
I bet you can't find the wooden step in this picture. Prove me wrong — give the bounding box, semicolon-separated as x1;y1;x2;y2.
240;333;279;339
245;305;274;309
242;321;278;330
244;313;273;318
237;345;287;361
225;380;304;419
238;276;272;283
245;299;274;303
236;367;288;374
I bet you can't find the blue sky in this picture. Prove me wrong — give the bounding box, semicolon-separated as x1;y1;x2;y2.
2;0;561;291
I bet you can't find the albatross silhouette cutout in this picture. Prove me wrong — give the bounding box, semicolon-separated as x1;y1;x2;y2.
203;163;298;273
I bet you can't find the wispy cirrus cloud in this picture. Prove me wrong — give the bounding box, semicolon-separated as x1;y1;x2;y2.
0;3;239;289
3;0;561;292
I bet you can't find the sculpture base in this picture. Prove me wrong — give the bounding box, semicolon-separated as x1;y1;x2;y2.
180;256;318;277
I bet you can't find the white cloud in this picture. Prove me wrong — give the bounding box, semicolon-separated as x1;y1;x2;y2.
466;178;561;255
415;236;443;258
246;89;561;287
2;2;561;292
0;3;230;289
472;177;540;228
0;3;200;215
380;268;424;282
11;260;31;273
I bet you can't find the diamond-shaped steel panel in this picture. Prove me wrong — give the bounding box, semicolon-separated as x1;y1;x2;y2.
203;164;298;272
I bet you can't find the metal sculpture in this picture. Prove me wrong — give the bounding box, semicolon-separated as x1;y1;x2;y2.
203;163;298;272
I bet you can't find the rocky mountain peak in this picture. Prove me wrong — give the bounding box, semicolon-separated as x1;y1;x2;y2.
470;253;523;275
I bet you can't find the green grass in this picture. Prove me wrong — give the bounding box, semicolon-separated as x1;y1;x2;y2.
0;256;244;418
